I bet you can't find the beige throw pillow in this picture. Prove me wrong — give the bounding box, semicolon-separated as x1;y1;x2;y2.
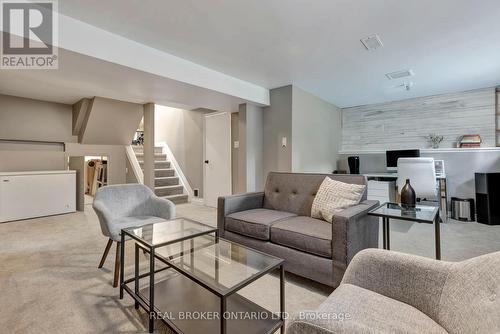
311;177;366;223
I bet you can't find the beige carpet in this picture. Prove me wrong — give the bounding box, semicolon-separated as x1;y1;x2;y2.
0;204;331;334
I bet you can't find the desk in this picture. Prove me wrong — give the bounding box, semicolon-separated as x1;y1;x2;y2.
363;172;448;220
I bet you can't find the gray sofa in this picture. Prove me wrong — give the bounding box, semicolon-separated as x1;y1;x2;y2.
287;249;500;334
217;172;379;287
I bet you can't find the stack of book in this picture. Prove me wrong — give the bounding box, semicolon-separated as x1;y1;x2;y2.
459;134;482;148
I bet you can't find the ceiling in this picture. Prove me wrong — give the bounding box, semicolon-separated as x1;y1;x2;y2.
0;48;247;111
58;0;500;107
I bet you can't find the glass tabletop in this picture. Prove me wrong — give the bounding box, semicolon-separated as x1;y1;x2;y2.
368;202;439;223
156;235;283;296
122;218;217;247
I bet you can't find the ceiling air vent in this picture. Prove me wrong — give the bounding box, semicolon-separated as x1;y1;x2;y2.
386;69;414;80
360;34;383;51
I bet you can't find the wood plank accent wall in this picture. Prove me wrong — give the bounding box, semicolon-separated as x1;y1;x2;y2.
341;88;496;151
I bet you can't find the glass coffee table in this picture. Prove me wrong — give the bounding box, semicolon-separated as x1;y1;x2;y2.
368;202;441;260
120;218;285;334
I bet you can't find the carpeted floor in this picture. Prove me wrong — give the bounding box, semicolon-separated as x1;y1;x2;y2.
0;204;330;334
1;203;499;333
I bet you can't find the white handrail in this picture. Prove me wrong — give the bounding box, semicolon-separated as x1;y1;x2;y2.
125;145;144;184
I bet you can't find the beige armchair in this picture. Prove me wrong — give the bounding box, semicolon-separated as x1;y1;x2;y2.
287;249;500;334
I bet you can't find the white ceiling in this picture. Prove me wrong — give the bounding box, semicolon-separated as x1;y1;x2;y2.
0;48;248;111
57;0;500;107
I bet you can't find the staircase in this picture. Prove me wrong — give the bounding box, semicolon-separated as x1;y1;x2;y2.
132;146;188;204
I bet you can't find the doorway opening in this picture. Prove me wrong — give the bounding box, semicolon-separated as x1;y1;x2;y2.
84;156;108;205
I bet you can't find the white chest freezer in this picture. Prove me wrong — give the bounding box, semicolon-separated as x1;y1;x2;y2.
0;170;76;222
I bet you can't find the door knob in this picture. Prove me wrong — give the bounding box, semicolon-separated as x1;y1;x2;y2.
204;160;209;164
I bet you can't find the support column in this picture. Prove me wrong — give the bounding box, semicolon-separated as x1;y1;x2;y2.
238;103;264;192
143;103;155;190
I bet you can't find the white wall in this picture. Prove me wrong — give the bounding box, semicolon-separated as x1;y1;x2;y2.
292;86;341;173
155;105;208;196
342;88;496;151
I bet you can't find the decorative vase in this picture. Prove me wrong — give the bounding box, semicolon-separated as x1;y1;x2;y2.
401;179;416;208
348;156;360;174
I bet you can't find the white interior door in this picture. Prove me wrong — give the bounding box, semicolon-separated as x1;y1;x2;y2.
204;112;231;207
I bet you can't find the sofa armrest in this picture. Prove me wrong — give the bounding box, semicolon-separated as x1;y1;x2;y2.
330;200;379;286
217;192;264;236
342;248;452;321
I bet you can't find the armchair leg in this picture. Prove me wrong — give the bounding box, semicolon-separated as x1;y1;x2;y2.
98;238;113;269
113;241;121;288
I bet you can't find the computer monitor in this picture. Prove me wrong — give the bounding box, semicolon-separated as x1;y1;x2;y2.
386;149;420;171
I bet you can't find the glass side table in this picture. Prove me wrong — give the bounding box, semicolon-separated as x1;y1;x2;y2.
368;202;441;260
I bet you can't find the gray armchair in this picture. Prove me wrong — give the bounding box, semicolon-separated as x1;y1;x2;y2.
287;249;500;334
93;184;175;287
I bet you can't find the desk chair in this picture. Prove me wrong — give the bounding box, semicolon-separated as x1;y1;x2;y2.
397;157;437;202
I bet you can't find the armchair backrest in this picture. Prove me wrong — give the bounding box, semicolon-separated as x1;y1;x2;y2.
263;172;367;216
437;251;500;334
93;183;154;221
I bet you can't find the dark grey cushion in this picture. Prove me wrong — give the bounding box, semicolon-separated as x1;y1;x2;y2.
271;216;332;258
263;172;367;216
225;209;297;240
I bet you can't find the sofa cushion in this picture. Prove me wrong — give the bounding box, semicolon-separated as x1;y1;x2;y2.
263;172;367;216
270;216;332;258
287;284;447;334
311;177;366;222
225;209;297;240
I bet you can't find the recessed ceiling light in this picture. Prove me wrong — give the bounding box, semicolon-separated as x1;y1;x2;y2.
386;69;414;80
360;34;383;51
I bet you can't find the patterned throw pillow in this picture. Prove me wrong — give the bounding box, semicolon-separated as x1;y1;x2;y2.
311;177;366;223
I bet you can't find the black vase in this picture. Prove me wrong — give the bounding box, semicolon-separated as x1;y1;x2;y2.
348;156;360;174
401;179;416;208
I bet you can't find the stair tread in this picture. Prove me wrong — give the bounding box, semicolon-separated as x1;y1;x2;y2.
161;194;188;199
138;160;170;163
155;185;183;189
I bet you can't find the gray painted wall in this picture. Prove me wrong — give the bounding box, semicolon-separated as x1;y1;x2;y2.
263;85;341;177
342;88;496;151
263;85;293;177
155;106;207;197
81;97;144;145
0;94;132;184
238;103;264;192
231;113;243;193
292;86;341;173
0;94;75;143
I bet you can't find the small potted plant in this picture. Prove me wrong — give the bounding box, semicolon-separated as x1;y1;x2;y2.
426;134;444;149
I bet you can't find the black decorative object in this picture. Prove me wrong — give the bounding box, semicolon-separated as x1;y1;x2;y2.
401;179;416;208
348;156;360;174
